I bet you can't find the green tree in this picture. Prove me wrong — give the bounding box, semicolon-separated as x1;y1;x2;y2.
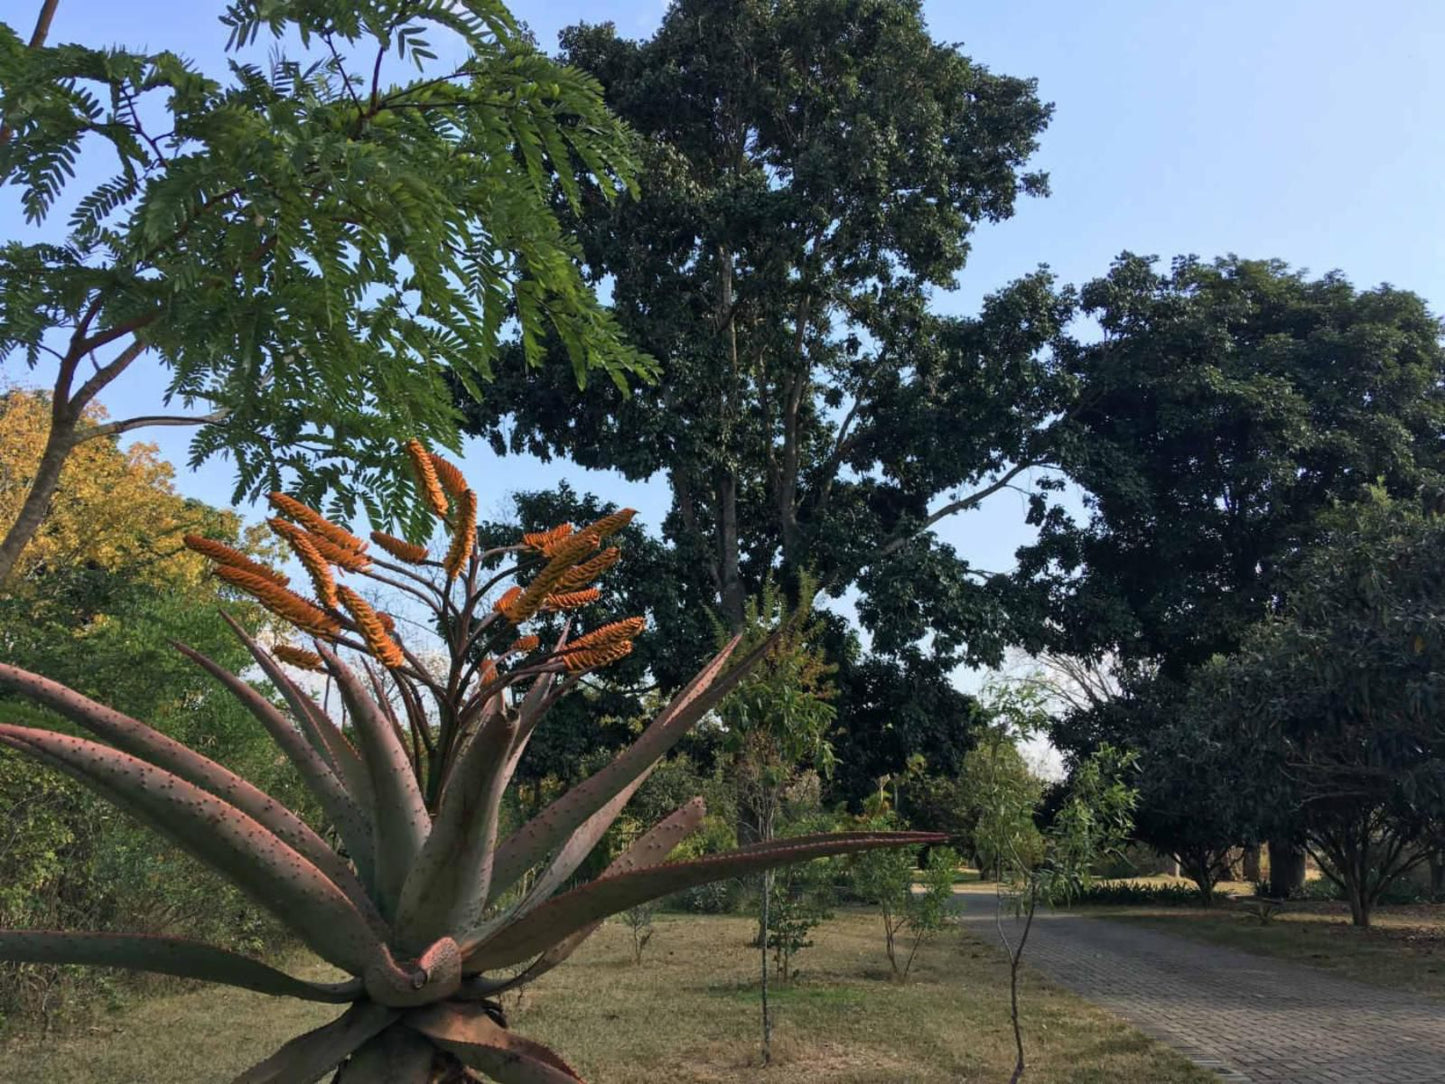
716;575;836;1063
988;746;1137;1084
849;832;958;983
0;0;651;584
461;0;1066;661
1018;254;1445;678
1211;492;1445;926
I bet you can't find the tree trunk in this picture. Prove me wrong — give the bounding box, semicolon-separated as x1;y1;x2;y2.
716;470;745;630
1241;844;1261;884
0;408;75;586
1268;840;1306;898
1346;880;1370;928
1430;849;1444;903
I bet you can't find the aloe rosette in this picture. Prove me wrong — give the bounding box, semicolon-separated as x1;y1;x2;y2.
0;444;939;1082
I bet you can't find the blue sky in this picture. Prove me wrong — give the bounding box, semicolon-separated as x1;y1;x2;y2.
4;0;1444;660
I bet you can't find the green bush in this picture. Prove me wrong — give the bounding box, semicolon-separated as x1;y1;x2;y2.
1072;881;1210;907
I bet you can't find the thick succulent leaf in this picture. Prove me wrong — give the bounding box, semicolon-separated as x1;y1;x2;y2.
480;797;708;995
0;662;365;908
0;930;362;1003
0;725;386;975
317;645;431;920
223;614;375;814
489;634;763;898
334;1025;435;1083
175;643;377;894
465;831;945;971
230;1003;399;1084
407;1002;584;1083
395;711;518;948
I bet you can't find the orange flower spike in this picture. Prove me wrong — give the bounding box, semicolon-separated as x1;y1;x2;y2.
270;518;338;609
523;523;573;555
561;617;646;655
555;547;621;591
502;530;601;624
443;489;477;581
544;587;602;612
493;585;523;615
212;565;342;639
337;585;406;670
274;645;325;672
371;531;429;565
267;493;367;555
429;453;469;498
307;532;371;573
505;635;541;656
405;440;448;518
183;534;290;587
563;640;635;673
581;508;637;541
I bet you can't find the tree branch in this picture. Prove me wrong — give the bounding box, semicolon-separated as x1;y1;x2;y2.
0;0;61;146
77;409;231;443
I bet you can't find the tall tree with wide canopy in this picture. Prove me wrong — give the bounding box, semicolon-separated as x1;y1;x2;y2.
1016;253;1445;677
0;0;651;585
462;0;1068;670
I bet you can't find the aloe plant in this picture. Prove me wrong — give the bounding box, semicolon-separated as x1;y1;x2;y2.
0;443;939;1083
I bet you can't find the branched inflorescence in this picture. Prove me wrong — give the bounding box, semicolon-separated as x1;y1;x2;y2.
0;443;940;1084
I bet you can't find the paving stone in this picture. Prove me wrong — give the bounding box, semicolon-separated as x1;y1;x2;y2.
952;893;1445;1083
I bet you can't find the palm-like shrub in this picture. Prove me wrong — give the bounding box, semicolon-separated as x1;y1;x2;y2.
0;444;937;1082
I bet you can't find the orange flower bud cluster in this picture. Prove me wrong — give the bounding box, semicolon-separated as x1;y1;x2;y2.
267;493;366;555
429;453;468;497
505;635;541;656
544;587;602;611
522;523;574;555
493;586;522;615
443;489;477;581
405;441;448;517
582;508;636;540
502;530;601;624
560;617;646;657
371;531;429;565
274;645;325;672
562;640;634;673
183;535;289;587
306;531;371;573
270;518;339;608
555;547;620;592
337;586;405;670
213;565;341;639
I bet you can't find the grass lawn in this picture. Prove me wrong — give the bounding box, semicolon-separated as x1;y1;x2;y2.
0;909;1213;1083
1084;898;1445;999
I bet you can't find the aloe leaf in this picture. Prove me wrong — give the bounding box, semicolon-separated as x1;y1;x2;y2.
406;1002;584;1083
480;797;708;995
465;830;945;970
0;725;386;974
489;634;763;898
316;644;431;921
230;1004;399;1084
395;711;518;948
0;930;362;1003
222;614;374;812
334;1026;435;1083
0;662;373;920
175;642;377;891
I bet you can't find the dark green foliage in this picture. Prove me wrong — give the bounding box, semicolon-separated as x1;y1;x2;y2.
0;0;650;557
459;0;1065;678
1019;254;1445;677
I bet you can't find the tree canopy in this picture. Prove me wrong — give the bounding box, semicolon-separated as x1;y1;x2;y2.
460;0;1067;673
0;0;651;583
1016;254;1445;677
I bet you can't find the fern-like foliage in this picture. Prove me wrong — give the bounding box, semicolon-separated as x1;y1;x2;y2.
0;2;653;527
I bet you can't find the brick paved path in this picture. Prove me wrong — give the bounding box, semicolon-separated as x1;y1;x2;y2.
952;891;1445;1083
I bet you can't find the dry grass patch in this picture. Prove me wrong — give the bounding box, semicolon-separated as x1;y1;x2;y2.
1092;900;1445;998
0;909;1212;1083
